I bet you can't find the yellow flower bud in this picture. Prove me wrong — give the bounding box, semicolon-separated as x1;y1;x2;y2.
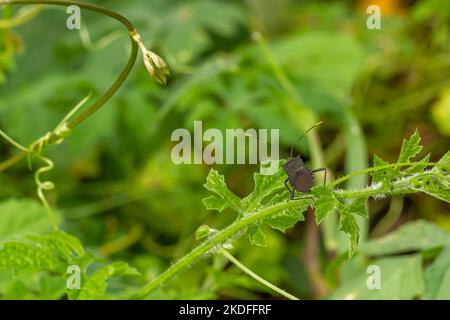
130;30;170;85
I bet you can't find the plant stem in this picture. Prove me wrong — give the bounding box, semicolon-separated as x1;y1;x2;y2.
0;0;138;173
219;247;299;300
0;3;42;28
131;200;311;299
132;173;425;299
328;162;437;188
252;31;330;295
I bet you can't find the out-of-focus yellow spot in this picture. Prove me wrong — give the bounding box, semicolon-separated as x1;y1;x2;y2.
356;0;406;16
345;293;356;300
432;88;450;136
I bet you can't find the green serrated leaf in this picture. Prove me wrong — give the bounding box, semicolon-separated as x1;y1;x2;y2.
241;161;286;213
410;173;450;203
267;208;305;233
312;186;337;224
371;154;396;184
339;210;360;259
398;129;423;163
348;197;368;219
202;196;228;212
202;169;242;212
72;262;140;300
437;151;450;174
248;226;266;247
405;153;431;174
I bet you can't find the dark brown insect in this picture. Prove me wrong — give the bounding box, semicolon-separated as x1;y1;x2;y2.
283;122;327;200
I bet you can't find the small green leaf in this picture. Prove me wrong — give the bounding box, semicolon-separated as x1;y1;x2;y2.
312;186;337;224
202;196;228;212
241;161;286;213
195;225;215;240
267;209;305;232
348;197;368;219
248;226;266;247
398;129;422;163
266;193;309;232
202;169;242;212
405;153;431;174
437;151;450;174
73;262;140;300
370;154;396;184
339;210;360;259
410;173;450;203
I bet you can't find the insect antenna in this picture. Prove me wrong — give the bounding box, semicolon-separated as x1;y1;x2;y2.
290;121;323;158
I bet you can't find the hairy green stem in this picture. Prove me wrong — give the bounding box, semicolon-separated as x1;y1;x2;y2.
132;173;426;299
328;162;437;188
0;0;138;172
131;200;310;299
219;247;299;300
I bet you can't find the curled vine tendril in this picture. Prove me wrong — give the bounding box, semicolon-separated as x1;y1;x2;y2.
0;1;170;230
0;94;90;230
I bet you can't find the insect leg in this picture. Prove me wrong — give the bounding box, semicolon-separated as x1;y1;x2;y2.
284;178;292;193
312;167;327;186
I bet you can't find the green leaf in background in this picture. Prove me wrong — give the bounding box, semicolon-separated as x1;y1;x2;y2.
0;231;84;276
424;247;450;299
330;255;425;300
432;88;450;136
70;262;140;300
0;199;59;242
360;220;450;256
273;32;364;101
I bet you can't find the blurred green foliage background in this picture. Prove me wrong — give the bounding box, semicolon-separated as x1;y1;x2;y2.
0;0;449;299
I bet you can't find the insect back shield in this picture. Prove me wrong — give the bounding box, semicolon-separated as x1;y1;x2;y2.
170;121;280;174
283;122;327;200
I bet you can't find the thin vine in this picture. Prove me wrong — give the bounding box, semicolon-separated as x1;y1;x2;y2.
0;0;170;229
0;0;169;173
